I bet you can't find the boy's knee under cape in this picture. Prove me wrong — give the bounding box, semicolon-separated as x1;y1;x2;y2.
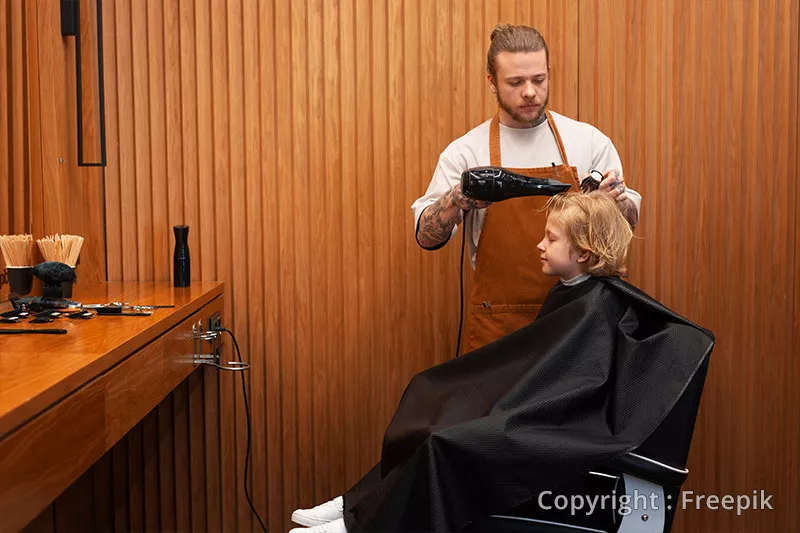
343;277;715;533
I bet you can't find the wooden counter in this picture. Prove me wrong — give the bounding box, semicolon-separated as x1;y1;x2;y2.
0;282;224;533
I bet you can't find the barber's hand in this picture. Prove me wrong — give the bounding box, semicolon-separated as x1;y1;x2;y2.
448;183;492;210
596;169;629;205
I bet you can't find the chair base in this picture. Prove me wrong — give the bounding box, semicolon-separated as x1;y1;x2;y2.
466;471;670;533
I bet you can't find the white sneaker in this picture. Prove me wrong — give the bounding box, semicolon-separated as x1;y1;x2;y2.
289;517;347;533
291;496;344;526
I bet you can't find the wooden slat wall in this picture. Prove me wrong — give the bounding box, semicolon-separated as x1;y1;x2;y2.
12;1;800;532
0;0;31;252
93;2;577;533
579;1;800;531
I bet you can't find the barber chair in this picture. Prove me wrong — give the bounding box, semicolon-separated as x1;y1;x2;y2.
466;356;710;533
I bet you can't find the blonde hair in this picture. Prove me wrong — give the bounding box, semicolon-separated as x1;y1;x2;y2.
487;24;549;79
545;191;633;277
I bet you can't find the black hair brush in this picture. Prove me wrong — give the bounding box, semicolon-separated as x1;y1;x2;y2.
32;261;77;298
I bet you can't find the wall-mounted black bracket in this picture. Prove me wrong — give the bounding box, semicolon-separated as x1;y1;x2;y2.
61;0;107;167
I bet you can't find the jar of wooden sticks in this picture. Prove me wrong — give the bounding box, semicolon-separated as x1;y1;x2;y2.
0;234;35;297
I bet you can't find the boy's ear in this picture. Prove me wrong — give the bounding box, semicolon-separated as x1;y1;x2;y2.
576;250;591;263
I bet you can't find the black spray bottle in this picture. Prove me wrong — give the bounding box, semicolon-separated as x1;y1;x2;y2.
173;225;191;287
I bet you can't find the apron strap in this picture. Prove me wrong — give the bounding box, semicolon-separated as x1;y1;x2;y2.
546;110;572;168
489;115;502;166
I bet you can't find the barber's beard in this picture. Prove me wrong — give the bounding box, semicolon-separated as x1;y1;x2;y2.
496;90;549;126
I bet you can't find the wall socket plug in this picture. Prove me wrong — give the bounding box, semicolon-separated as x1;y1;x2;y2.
209;312;221;332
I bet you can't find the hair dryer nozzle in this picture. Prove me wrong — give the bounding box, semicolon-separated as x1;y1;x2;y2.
461;166;571;202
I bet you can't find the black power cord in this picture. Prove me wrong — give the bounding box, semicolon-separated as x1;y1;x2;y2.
217;327;268;533
455;209;468;358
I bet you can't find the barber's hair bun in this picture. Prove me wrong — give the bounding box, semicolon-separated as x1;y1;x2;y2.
490;23;511;41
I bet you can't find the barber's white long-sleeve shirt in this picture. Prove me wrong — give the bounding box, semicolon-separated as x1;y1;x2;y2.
411;111;641;267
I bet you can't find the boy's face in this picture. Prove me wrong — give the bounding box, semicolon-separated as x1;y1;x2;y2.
537;216;587;279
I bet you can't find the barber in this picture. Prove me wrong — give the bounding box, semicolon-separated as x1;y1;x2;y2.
411;24;641;352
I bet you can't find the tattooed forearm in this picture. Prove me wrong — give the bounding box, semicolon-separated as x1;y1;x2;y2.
416;194;462;249
619;198;639;230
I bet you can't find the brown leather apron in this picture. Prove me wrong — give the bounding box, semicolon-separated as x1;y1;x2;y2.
461;110;580;353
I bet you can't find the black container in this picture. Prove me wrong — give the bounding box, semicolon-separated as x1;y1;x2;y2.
173;225;191;287
43;280;74;299
8;267;34;296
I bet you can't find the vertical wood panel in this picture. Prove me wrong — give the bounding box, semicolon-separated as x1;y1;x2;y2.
308;0;330;506
373;0;392;437
111;439;128;533
387;0;408;423
416;0;450;475
9;0;27;233
173;378;191;531
793;12;800;523
77;0;100;164
259;0;284;530
25;0;43;241
354;0;375;474
196;6;223;526
275;0;300;523
290;0;314;520
147;0;168;283
208;0;236;529
179;0;199;284
126;425;144;532
223;0;248;529
131;0;152;281
141;410;160;532
419;0;438;376
321;0;345;523
53;469;93;533
188;371;208;532
202;366;222;533
339;0;360;494
195;1;216;282
434;0;453;384
91;452;114;533
163;0;183;285
115;0;137;280
1;0;12;237
403;0;422;405
242;0;265;527
0;0;30;251
102;0;121;281
157;395;176;533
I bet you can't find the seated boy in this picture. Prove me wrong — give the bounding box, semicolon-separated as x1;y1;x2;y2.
290;192;713;533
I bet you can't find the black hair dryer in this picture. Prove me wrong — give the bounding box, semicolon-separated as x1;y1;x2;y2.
461;166;571;202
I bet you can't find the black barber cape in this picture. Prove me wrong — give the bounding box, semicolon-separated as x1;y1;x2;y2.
342;276;715;533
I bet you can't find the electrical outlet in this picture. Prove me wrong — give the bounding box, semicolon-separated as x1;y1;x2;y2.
208;312;223;359
209;312;221;332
